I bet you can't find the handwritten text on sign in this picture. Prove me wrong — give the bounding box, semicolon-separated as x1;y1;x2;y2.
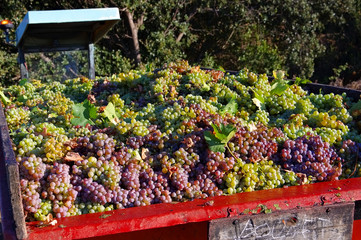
208;203;354;240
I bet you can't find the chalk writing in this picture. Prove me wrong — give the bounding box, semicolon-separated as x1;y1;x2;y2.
233;217;334;240
209;203;353;240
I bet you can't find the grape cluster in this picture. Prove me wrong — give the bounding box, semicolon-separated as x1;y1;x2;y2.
17;134;43;156
275;135;342;181
42;163;78;218
20;179;41;215
338;139;361;178
5;107;30;130
18;154;46;180
224;159;297;194
229;125;284;163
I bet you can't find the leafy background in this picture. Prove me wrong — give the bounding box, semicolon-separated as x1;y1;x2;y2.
1;0;361;87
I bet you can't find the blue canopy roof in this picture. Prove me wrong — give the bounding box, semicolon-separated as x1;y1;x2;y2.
16;8;120;52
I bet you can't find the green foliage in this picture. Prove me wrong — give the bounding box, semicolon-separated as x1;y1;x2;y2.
104;102;120;125
294;77;312;85
95;46;133;76
71;100;97;126
252;89;265;110
219;98;238;116
1;0;361;85
270;71;290;96
204;123;237;153
0;50;18;85
0;90;11;105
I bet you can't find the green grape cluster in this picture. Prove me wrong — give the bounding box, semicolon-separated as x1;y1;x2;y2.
43;135;69;162
17;134;43;156
47;92;74;116
225;159;298;194
5;107;31;130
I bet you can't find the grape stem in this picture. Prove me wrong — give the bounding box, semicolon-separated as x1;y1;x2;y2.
226;143;241;163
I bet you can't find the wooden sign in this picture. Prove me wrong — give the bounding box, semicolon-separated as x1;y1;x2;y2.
209;202;354;240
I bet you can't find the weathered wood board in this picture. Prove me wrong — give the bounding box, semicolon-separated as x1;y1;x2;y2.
209;202;354;240
0;104;27;240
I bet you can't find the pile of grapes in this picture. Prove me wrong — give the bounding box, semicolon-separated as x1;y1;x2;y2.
2;60;361;221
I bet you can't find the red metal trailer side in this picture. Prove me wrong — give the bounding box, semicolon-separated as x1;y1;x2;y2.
24;177;361;240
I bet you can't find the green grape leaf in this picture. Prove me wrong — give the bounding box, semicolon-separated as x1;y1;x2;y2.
0;90;11;106
252;89;265;110
132;150;142;161
217;123;237;143
210;123;226;140
201;83;210;92
19;79;28;86
272;70;285;80
17;95;28;103
71;99;97;127
270;80;289;96
216;66;226;73
252;98;263;110
204;123;237;152
220;97;238;116
48;113;58;118
294;77;311;85
204;131;226;153
104;102;120;125
85;100;98;119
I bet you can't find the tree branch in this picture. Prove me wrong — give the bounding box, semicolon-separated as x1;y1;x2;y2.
175;8;198;43
39;53;56;68
123;8;142;66
176;32;185;43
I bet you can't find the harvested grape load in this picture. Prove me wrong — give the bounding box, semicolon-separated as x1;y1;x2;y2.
1;60;361;221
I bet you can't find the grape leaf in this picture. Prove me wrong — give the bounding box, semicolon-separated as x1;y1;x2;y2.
201;83;210;92
19;79;28;86
104;102;120;125
0;90;11;105
71;99;97;126
31;107;39;113
272;70;285;80
294;77;311;85
48;113;58;118
252;89;265;110
216;66;226;73
220;97;238;116
216;123;237;143
204;131;226;153
85;100;97;119
17;95;28;103
64;152;83;162
252;98;263;110
204;123;237;152
211;123;227;142
270;80;289;96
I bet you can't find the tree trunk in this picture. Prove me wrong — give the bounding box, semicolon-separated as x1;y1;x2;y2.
124;9;143;66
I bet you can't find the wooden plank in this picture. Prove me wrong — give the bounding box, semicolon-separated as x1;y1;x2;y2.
18;48;28;79
209;202;354;240
0;104;27;240
88;43;95;79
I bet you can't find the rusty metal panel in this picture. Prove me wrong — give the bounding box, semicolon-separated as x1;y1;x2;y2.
209;202;354;240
